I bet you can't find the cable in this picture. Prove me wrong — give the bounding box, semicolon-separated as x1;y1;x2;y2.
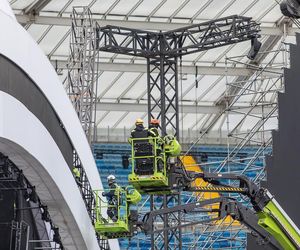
195;66;199;134
179;57;184;142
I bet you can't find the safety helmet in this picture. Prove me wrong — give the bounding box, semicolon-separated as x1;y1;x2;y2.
150;119;160;125
135;118;144;125
107;174;116;184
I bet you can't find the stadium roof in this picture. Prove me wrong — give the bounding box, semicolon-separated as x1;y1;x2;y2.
9;0;298;142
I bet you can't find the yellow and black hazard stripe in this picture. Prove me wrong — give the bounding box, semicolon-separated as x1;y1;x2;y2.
193;186;246;193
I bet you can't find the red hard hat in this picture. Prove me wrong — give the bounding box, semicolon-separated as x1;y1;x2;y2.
150;119;160;125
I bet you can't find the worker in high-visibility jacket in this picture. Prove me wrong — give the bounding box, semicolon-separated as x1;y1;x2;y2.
72;166;81;186
149;119;164;172
149;119;160;137
130;118;156;140
102;175;119;222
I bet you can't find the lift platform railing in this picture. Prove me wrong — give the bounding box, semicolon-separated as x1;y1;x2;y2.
93;186;141;239
128;137;169;193
94;189;128;224
94;188;129;238
129;137;165;175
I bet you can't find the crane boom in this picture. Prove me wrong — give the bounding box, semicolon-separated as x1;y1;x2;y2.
140;171;300;249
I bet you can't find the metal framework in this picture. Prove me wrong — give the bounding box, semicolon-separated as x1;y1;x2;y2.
97;16;260;57
0;153;63;250
147;57;179;136
12;0;290;136
150;194;182;250
24;0;52;15
66;7;108;250
94;14;260;249
182;44;287;248
72;152;109;250
97;15;260;137
67;7;99;143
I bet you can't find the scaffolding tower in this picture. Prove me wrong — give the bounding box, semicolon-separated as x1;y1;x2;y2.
67;6;99;143
66;7;109;250
183;42;288;249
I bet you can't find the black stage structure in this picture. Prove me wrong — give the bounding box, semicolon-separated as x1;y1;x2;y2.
95;15;261;250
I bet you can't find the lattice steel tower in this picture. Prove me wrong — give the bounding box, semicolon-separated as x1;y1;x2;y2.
66;7;108;250
67;7;99;143
96;15;260;250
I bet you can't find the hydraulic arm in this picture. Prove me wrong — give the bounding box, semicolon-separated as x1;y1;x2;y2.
141;171;300;250
188;171;300;250
126;134;300;248
141;197;281;249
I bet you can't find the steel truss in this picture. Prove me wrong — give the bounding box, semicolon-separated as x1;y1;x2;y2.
0;153;63;249
147;57;179;136
97;15;260;137
66;7;108;250
67;6;99;144
97;15;260;58
150;194;182;250
94;13;260;250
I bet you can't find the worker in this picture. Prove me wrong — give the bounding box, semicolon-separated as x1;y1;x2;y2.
148;119;165;172
149;118;164;147
72;166;81;187
130;118;156;139
149;119;160;137
102;175;119;222
129;118;157;175
131;118;147;139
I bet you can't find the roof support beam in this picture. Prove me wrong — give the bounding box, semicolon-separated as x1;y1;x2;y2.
96;102;275;114
23;0;52;15
15;14;299;36
51;60;281;77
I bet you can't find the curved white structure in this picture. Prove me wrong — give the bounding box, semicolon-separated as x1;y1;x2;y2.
0;92;98;249
0;2;119;249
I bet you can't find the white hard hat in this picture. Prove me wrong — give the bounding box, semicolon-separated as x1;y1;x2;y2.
107;174;116;182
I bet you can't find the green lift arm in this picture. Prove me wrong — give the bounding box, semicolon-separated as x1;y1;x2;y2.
141;197;282;249
181;172;300;249
124;134;300;248
141;173;300;250
257;192;300;249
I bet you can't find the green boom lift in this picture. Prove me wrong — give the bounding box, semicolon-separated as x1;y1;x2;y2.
94;185;141;238
140;172;300;250
94;134;300;249
94;169;300;249
128;135;181;194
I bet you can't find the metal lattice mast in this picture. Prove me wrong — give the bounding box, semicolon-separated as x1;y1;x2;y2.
67;7;98;143
66;7;109;250
95;15;260;250
97;15;261;138
147;56;179;137
147;54;181;250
